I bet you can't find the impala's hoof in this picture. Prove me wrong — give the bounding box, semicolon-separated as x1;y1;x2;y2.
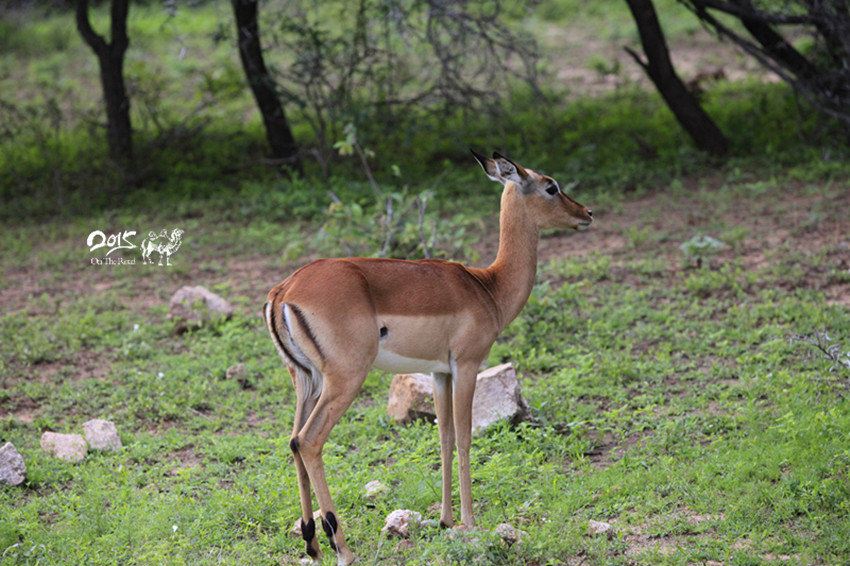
336;550;356;566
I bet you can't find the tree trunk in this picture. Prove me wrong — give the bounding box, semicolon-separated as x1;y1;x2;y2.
624;0;728;156
75;0;132;163
99;51;132;161
232;0;302;175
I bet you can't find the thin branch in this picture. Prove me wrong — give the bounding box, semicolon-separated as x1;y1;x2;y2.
75;0;108;55
692;0;815;25
623;45;649;71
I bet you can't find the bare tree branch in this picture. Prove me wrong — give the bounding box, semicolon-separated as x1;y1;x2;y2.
75;0;107;55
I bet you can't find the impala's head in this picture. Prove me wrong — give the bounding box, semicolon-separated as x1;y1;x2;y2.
471;150;593;231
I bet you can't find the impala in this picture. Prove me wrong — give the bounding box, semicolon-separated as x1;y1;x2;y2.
264;151;593;564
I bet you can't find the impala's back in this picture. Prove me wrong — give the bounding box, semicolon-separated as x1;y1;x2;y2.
266;256;499;379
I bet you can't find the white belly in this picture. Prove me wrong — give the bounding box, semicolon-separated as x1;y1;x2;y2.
373;346;451;374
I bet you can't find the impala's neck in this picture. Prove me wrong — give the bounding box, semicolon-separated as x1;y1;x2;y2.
484;183;538;329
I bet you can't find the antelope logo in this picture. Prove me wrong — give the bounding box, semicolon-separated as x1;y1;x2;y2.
140;228;185;266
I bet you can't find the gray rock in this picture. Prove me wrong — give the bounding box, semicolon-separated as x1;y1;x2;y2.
168;286;233;331
471;363;529;434
83;419;122;451
588;519;614;538
225;363;253;389
225;363;246;380
382;509;422;538
40;432;87;462
495;522;525;546
0;442;26;486
387;363;529;435
364;480;388;499
420;519;440;529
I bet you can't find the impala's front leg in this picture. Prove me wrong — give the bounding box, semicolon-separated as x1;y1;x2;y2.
432;372;455;527
452;360;480;528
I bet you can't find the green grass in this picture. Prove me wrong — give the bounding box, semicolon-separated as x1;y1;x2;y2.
2;1;850;563
2;174;850;563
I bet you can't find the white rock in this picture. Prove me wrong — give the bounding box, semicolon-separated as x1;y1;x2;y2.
83;419;122;451
587;519;614;538
40;432;87;462
364;480;388;499
382;509;422;538
0;442;26;486
494;522;525;545
471;363;529;434
168;286;233;331
387;373;436;424
387;363;529;434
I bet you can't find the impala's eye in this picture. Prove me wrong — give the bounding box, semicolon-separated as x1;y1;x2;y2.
545;185;558;196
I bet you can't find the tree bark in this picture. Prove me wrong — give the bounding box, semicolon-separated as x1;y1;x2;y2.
624;0;728;156
232;0;302;174
75;0;132;162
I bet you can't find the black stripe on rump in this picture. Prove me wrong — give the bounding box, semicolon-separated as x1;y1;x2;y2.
289;304;325;361
268;299;311;375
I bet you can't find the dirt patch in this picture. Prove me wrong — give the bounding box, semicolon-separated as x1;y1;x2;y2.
37;349;112;383
620;506;724;558
167;445;202;475
0;395;39;424
541;22;777;98
586;429;651;469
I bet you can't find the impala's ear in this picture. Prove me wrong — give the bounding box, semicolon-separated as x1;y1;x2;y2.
492;152;529;185
470;149;501;183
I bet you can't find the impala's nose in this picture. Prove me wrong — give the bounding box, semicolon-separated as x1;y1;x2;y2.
587;208;593;218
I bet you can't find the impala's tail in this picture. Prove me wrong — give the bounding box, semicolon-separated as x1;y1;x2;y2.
263;301;324;402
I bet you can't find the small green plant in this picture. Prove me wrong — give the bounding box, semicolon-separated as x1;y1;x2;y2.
334;123;379;194
719;225;749;251
791;331;850;375
679;234;726;268
625;225;652;248
587;54;621;78
315;191;480;261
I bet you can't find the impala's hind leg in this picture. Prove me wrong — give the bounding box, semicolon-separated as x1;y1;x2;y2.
288;365;322;561
294;371;367;566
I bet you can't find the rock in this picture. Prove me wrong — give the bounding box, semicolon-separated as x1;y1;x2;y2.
420;519;440;529
225;363;252;389
395;539;414;551
225;363;246;380
0;442;26;486
83;419;122;451
168;286;233;331
364;480;388;499
387;363;529;434
494;522;525;546
382;509;422;538
471;363;529;434
40;432;87;463
587;519;614;538
387;373;435;423
291;510;322;538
